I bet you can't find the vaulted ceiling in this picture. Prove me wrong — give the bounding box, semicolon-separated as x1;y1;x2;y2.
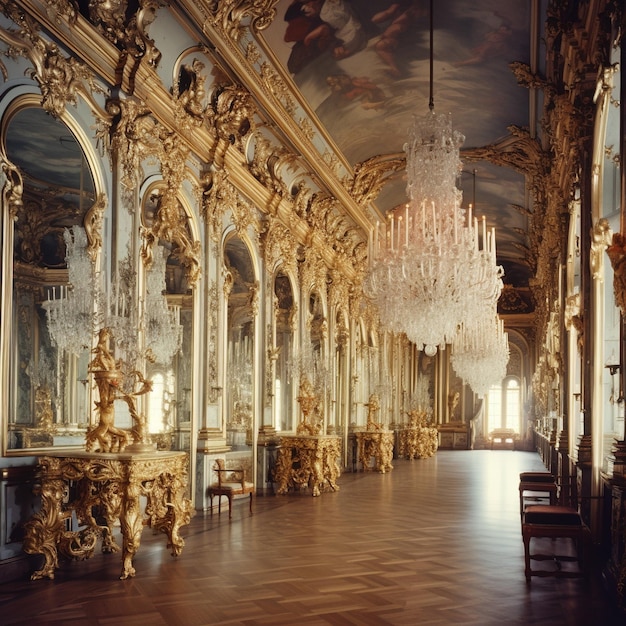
260;0;538;289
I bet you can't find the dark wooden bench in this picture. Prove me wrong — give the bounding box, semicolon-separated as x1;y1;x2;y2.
522;504;591;581
519;471;558;518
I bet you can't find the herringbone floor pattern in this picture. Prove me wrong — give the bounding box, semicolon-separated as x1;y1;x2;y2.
1;450;623;625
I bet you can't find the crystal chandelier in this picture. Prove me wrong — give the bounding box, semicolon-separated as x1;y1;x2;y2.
451;309;510;397
364;0;504;357
43;226;96;357
144;246;183;365
366;111;503;355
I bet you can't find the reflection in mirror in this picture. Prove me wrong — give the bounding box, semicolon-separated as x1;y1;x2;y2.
332;310;349;437
273;272;294;432
224;237;256;454
6;107;95;450
141;192;193;455
310;290;329;423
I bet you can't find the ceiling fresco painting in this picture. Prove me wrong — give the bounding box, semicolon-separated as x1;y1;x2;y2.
262;0;534;286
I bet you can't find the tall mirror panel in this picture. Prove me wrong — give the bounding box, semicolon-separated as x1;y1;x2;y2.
5;106;96;451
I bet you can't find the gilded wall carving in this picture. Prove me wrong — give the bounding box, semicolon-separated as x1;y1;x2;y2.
607;234;626;315
0;6;107;120
0;155;23;219
87;0;162;87
84;193;106;261
207;279;219;403
107;97;157;199
201;169;236;238
347;154;406;208
174;58;210;126
210;83;255;167
206;0;279;41
263;220;298;274
590;218;612;281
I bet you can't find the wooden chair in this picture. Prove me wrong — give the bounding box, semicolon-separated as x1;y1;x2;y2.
208;459;254;518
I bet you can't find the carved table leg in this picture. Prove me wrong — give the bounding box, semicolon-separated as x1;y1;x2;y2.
118;479;143;579
274;447;293;495
23;477;69;580
147;472;192;557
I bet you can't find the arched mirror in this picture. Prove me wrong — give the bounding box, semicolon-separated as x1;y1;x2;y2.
4;106;96;451
273;271;294;432
332;309;349;436
224;236;256;458
141;190;195;455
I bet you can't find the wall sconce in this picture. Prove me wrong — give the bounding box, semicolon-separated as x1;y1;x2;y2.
605;354;623;404
606;362;621;377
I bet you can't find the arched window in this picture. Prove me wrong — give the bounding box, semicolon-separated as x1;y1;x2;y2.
487;377;522;434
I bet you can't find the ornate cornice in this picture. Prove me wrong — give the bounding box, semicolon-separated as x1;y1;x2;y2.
347;154;405;210
204;0;279;42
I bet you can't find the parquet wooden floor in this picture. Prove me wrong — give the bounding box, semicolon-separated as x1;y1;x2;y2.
1;450;624;625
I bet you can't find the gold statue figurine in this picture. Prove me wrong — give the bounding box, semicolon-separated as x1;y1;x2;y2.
86;327;154;453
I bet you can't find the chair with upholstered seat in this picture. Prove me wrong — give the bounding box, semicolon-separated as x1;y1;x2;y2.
207;459;254;518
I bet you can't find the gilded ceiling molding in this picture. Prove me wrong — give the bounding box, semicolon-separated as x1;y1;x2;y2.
462;125;549;186
347;154;406;208
205;0;279;42
247;131;295;199
0;6;107;120
255;54;297;118
41;0;78;24
302;191;362;277
14;195;42;266
509;61;556;105
15;186;87;265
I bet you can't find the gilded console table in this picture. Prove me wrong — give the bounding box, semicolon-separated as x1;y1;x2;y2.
355;430;394;473
274;435;341;496
398;426;439;460
23;450;193;580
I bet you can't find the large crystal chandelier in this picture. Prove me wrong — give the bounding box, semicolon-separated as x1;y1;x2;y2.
366;111;503;355
364;0;504;358
451;310;509;397
43;226;96;357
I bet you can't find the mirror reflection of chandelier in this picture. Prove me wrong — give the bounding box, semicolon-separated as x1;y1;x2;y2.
144;247;182;365
43;227;95;357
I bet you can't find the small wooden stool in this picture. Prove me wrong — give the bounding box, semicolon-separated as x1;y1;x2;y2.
519;472;557;518
522;504;591;581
